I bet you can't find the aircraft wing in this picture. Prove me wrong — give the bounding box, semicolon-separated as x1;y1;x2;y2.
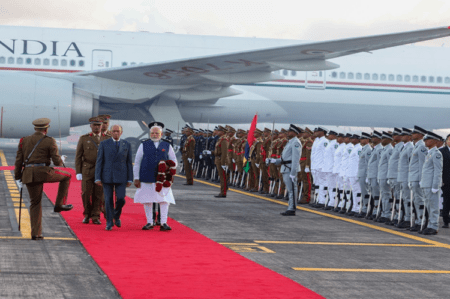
75;26;450;87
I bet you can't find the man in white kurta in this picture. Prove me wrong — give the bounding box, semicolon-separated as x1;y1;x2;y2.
133;123;177;231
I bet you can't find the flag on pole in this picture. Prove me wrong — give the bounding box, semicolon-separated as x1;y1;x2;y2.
243;114;258;172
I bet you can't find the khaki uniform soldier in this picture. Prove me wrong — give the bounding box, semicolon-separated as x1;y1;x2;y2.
75;117;110;224
226;126;237;184
260;128;272;194
238;132;248;188
299;128;314;203
269;130;280;196
233;130;245;186
182;126;196;185
98;114;112;137
250;129;263;192
276;129;289;199
214;126;229;197
14;118;73;240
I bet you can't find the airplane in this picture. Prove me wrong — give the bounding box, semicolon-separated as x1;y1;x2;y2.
1;24;450;152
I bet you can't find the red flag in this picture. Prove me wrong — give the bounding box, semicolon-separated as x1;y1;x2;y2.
247;114;258;147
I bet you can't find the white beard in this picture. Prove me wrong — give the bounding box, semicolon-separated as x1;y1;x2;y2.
150;137;161;142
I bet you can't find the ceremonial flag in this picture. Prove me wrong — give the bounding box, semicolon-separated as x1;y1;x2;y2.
243;114;258;172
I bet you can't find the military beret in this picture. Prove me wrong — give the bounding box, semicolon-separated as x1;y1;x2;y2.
32;118;51;129
89;117;103;125
97;114;111;123
401;128;412;136
412;125;427;135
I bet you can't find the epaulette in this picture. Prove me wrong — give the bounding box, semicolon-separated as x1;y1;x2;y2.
19;137;25;148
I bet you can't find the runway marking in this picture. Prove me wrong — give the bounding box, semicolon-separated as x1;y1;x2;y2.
292;267;450;274
0;150;7;166
0;236;78;240
220;243;259;246
220;243;275;253
254;241;438;247
176;175;450;250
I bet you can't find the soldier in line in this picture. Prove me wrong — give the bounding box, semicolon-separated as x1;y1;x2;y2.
376;132;394;222
14;118;73;240
249;129;263;192
163;129;174;146
75;117;110;224
225;126;237;185
268;130;280;196
98;114;112;137
179;127;187;175
233;129;245;187
182;126;195;185
299;128;313;204
276;129;289;199
365;131;383;218
311;127;328;207
322;130;338;208
345;134;363;216
386;128;404;224
214;126;229;197
356;132;372;217
259;128;272;194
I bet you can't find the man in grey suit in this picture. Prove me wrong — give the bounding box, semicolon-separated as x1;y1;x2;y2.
419;131;443;235
268;124;302;216
386;128;403;225
396;128;414;228
95;125;133;231
356;132;372;217
366;131;383;219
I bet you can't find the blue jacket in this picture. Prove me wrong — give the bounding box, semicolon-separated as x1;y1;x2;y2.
95;138;133;183
139;140;170;183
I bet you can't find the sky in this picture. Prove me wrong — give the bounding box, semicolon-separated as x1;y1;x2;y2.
2;0;450;46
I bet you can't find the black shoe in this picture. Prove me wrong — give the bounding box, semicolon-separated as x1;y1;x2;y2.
378;217;388;223
442;224;449;228
333;208;341;212
54;204;73;212
323;206;334;210
354;213;364;218
276;195;284;199
280;210;296;216
114;219;121;227
160;223;172;231
82;217;89;224
142;223;154;230
105;225;113;231
423;228;438;235
214;194;227;198
410;224;421;231
395;221;410;229
346;211;355;217
270;193;276;198
385;220;394;225
92;219;101;225
31;236;44;240
339;209;347;214
283;196;289;201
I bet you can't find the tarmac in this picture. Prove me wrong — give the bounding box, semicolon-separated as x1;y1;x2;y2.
2;146;450;298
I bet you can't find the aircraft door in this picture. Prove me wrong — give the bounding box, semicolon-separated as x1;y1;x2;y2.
92;50;112;70
305;71;326;89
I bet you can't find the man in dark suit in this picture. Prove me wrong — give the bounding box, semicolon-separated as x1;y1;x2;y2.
95;125;133;231
439;134;450;228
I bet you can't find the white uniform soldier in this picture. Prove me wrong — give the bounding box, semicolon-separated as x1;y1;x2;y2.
338;134;354;213
328;133;346;211
355;132;372;217
271;124;302;216
346;134;362;216
419;131;443;235
377;132;394;222
396;128;414;228
386;128;404;225
310;129;320;203
366;131;383;219
312;127;329;208
322;131;338;208
408;126;428;231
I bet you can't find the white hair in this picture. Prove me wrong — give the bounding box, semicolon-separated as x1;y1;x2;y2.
150;126;163;133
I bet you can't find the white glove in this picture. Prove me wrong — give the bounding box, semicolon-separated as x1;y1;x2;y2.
305;167;310;173
270;158;277;163
222;165;227;171
202;150;208;155
207;150;211;155
199;155;203;159
15;180;23;190
61;155;67;164
290;174;296;182
173;145;180;152
408;182;412;189
255;163;260;168
188;158;192;163
76;174;82;181
232;159;235;163
387;179;390;185
365;178;369;184
432;188;439;193
265;158;270;164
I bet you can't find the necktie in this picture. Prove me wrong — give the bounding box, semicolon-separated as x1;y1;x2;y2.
115;141;119;151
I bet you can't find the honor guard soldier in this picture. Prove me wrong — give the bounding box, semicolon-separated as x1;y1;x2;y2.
366;131;383;218
194;129;206;178
98;114;112;137
179;127;188;175
355;132;372;217
163;129;174;146
376;132;394;222
276;129;289;199
337;133;354;212
75;117;110;224
299;128;313;203
249;129;264;192
331;133;346;210
260;128;272;194
214;126;229;197
225;126;237;184
269;124;302;215
408;126;428;231
14;118;73;240
419;131;443;235
395;128;414;228
311;127;328;207
182;125;195;185
322;130;338;208
268;130;280;196
346;134;363;216
386;128;403;224
234;129;246;187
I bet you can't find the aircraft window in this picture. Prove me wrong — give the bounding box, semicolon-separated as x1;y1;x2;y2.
364;73;370;80
340;72;346;79
437;76;443;83
356;73;362;79
445;77;450;84
429;76;434;83
380;74;386;81
79;60;85;67
131;62;136;65
396;75;402;82
282;69;287;76
34;58;41;65
122;62;128;66
43;59;50;66
291;71;296;76
105;61;109;67
17;58;23;65
372;73;378;80
52;59;59;66
421;76;426;83
388;74;394;81
26;58;32;65
413;75;418;82
0;57;4;64
7;57;14;64
61;59;67;66
70;60;76;66
348;72;354;79
405;75;411;82
331;71;337;78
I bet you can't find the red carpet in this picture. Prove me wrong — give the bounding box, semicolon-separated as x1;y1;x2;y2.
3;166;322;299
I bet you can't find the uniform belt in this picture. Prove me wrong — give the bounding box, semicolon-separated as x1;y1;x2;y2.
300;157;307;161
281;160;292;165
25;163;46;167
